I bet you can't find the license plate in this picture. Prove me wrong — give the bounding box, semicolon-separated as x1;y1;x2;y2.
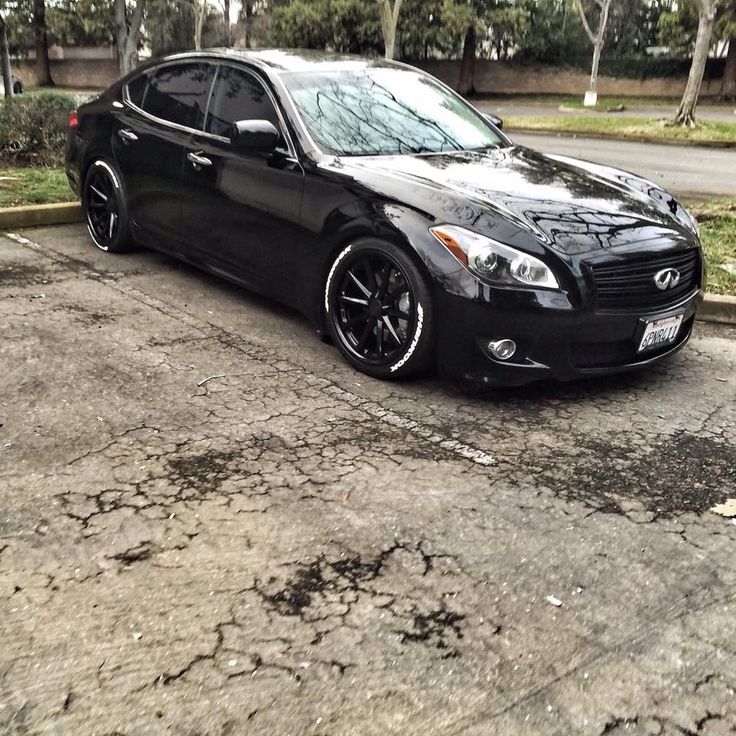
637;314;684;353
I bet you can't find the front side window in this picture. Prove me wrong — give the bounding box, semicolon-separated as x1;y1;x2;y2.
281;67;505;157
142;62;214;130
206;66;281;138
126;73;148;108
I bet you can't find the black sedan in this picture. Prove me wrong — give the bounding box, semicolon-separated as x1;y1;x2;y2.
66;49;704;386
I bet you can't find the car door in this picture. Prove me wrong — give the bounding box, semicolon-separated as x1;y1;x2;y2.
179;63;305;303
112;61;216;249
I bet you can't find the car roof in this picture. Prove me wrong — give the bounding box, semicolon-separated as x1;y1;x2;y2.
157;48;402;75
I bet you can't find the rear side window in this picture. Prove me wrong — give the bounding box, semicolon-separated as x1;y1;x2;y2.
142;62;214;130
206;66;281;138
126;74;148;107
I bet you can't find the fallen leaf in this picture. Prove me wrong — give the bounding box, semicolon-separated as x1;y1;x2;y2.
711;499;736;518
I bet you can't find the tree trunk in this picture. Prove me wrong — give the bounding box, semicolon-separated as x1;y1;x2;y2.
674;0;716;126
223;0;231;46
115;0;145;76
1;14;13;99
720;35;736;100
457;24;476;96
574;0;611;106
378;0;403;60
195;1;207;50
32;0;54;87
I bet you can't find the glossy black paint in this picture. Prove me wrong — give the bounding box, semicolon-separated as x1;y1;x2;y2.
66;49;704;385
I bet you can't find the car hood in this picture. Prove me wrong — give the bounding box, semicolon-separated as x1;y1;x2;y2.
337;146;695;256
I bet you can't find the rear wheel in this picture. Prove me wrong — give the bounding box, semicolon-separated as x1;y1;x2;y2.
83;159;131;253
325;239;434;379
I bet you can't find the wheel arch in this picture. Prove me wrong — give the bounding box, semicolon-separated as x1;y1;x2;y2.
311;202;438;332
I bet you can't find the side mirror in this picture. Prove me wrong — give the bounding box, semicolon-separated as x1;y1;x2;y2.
230;119;280;153
483;113;503;130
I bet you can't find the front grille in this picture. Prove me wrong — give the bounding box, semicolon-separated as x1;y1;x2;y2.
590;249;700;312
571;317;693;369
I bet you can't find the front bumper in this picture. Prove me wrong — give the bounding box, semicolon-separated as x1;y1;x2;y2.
433;285;703;386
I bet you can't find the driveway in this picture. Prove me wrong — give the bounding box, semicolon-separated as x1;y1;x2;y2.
510;132;736;199
1;225;735;735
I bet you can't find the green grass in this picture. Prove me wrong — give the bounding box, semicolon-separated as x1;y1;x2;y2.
0;166;72;207
505;115;736;145
686;198;736;296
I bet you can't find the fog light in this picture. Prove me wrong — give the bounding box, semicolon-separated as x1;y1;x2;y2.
488;339;517;361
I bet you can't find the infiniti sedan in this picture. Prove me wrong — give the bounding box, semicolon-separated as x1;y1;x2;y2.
66;50;703;386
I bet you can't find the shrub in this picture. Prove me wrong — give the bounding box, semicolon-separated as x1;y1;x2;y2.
0;91;77;165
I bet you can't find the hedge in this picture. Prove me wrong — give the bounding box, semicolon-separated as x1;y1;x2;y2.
0;91;77;165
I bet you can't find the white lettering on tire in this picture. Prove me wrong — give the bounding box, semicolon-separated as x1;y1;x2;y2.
389;302;424;373
324;244;353;314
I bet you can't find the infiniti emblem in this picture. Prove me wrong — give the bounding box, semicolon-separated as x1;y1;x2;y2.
653;267;681;291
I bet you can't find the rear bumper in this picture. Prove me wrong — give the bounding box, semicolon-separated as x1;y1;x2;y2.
434;285;703;386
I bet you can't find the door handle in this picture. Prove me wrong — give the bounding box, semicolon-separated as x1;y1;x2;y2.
117;129;138;142
187;151;213;169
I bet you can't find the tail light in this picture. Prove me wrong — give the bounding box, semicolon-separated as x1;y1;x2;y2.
68;110;79;128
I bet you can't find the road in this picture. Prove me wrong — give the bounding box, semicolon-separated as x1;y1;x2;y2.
1;225;736;735
510;132;736;199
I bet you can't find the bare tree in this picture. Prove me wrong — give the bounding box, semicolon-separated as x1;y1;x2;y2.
195;0;208;50
1;12;13;98
573;0;613;106
32;0;54;87
377;0;403;60
115;0;145;76
673;0;717;125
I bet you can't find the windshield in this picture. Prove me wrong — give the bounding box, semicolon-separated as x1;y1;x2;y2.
281;67;505;157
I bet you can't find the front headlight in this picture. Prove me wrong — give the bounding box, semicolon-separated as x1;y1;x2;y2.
430;224;559;290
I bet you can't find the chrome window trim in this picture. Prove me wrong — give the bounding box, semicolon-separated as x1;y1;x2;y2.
121;58;297;159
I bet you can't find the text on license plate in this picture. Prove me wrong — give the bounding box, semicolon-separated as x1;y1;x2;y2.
638;314;684;353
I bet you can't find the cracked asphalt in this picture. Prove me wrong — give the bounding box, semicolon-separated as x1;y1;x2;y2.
1;224;736;736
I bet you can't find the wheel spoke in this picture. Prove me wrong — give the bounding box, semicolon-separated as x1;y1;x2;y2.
362;258;378;293
382;315;402;345
378;263;393;297
344;311;370;328
355;319;375;352
339;294;369;306
108;212;116;238
90;185;108;202
347;270;371;298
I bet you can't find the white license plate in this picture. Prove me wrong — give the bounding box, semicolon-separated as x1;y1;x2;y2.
637;314;684;353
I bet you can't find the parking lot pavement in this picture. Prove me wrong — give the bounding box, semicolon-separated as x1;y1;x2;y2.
2;224;736;736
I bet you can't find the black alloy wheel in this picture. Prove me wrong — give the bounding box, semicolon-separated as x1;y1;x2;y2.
83;160;130;253
326;239;433;379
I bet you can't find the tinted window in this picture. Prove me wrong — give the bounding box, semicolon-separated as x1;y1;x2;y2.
143;63;214;129
127;74;148;107
282;68;505;156
206;66;281;138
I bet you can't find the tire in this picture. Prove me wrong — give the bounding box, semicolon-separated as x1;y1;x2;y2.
325;238;434;379
82;159;132;253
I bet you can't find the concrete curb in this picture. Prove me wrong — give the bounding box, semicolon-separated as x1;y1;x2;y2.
2;202;735;326
699;294;736;326
0;202;83;229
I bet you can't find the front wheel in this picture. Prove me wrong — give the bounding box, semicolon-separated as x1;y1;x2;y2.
83;159;131;253
325;239;434;379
